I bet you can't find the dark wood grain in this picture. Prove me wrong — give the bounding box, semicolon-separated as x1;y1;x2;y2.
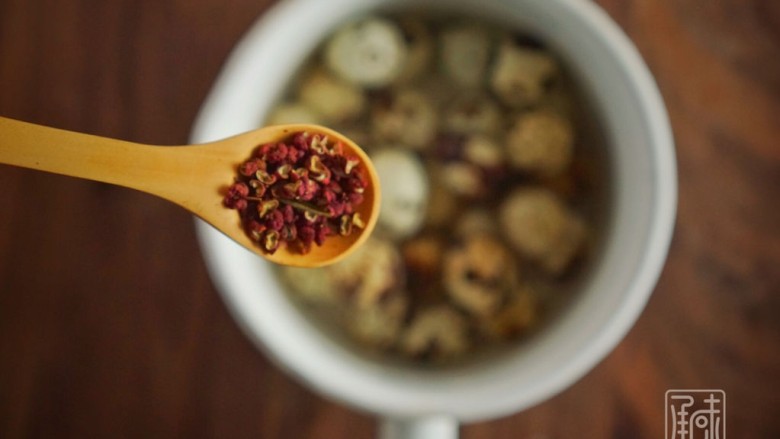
1;0;779;437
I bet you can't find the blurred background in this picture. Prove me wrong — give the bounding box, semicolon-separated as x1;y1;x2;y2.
0;0;778;437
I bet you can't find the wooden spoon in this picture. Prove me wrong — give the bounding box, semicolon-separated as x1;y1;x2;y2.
0;117;380;268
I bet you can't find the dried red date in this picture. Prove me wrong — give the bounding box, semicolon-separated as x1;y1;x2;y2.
224;131;368;254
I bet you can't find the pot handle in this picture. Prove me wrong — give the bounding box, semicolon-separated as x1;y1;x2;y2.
379;415;459;439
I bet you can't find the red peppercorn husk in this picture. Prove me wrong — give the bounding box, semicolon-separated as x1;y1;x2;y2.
223;131;368;255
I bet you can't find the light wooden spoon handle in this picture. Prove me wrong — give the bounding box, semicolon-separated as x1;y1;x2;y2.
0;116;198;201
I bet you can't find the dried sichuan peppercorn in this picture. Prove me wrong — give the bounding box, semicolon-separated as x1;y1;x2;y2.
224;131;368;255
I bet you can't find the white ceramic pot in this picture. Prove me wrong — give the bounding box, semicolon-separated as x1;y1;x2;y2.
190;0;677;438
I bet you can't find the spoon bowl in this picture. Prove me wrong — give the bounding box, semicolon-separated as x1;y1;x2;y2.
0;117;380;267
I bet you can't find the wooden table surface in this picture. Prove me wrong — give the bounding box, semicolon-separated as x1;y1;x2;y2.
1;0;778;437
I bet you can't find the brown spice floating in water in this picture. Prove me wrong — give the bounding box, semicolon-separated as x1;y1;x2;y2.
224;131;368;254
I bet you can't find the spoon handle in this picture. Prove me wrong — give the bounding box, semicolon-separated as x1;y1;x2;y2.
0;116;198;201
